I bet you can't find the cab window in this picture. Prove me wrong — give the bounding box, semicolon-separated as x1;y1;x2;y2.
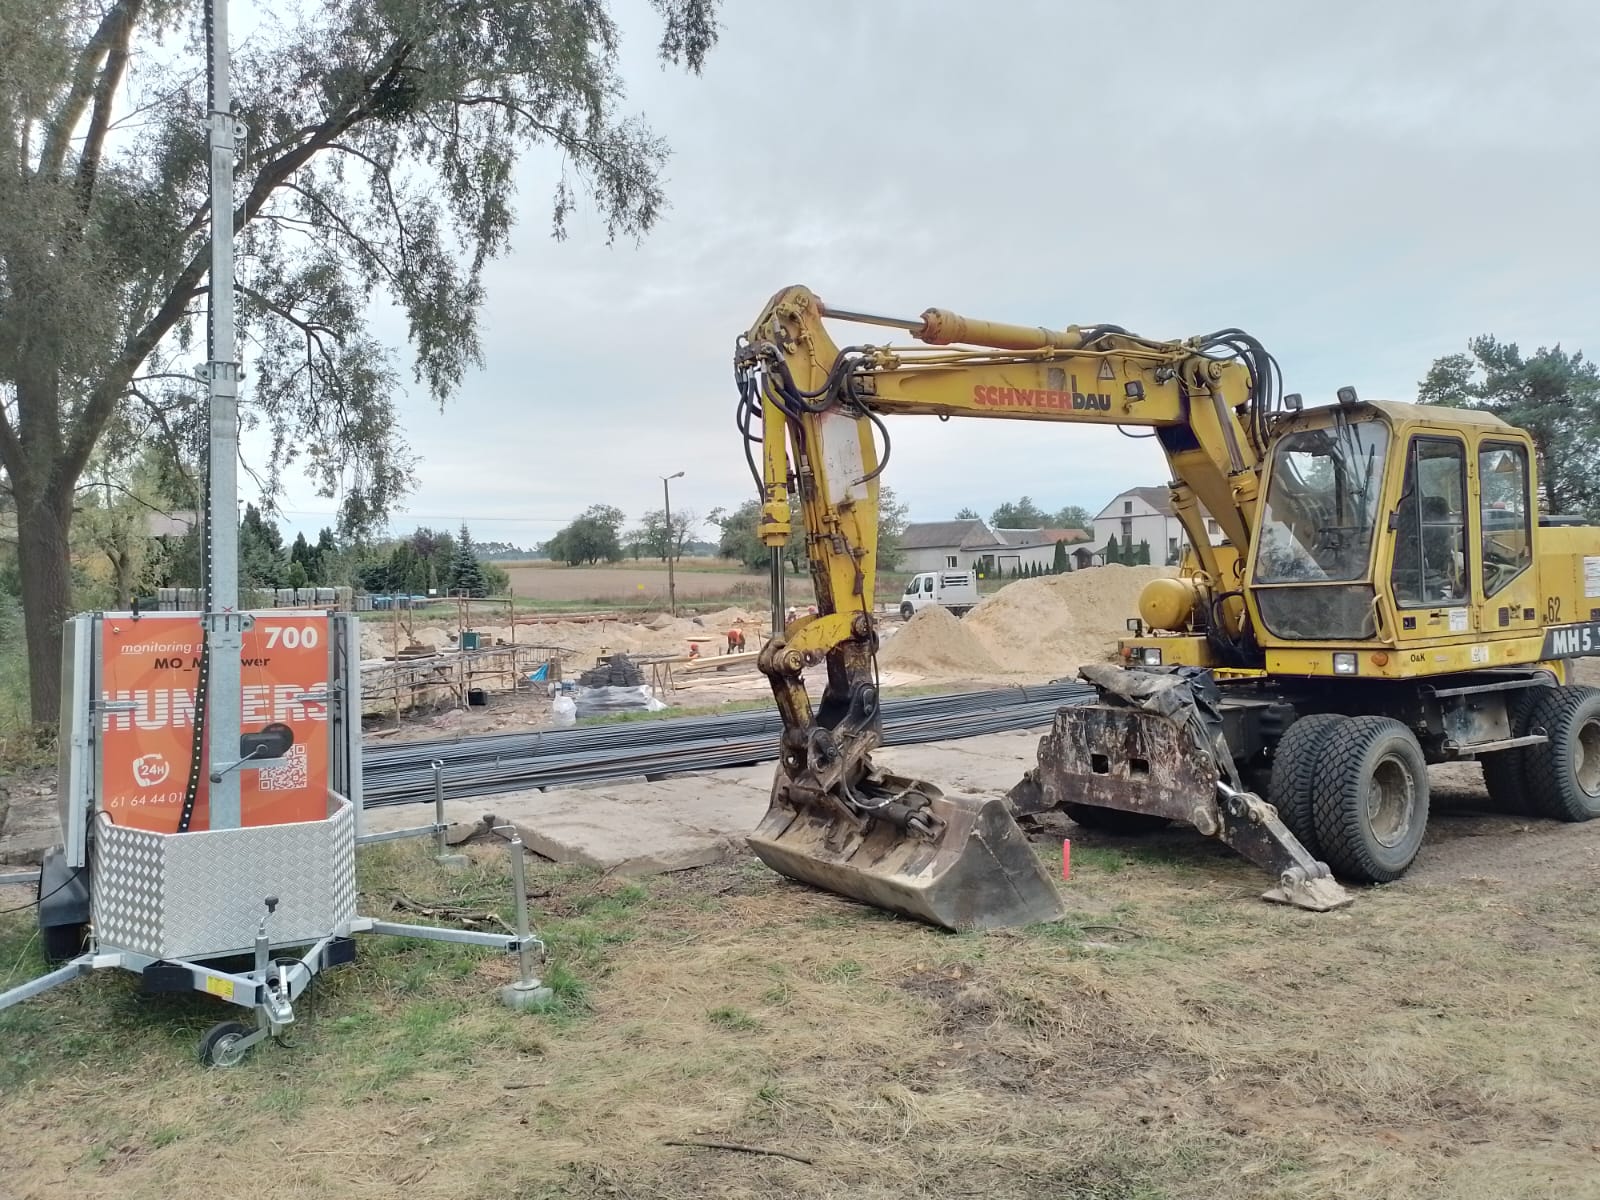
923;577;934;594
904;578;919;596
1391;437;1468;609
1480;442;1532;597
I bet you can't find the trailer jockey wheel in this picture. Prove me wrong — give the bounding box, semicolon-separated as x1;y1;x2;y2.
198;1020;252;1068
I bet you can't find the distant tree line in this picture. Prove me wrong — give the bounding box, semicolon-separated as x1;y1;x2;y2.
955;498;1093;530
539;503;710;567
704;487;910;574
356;525;505;597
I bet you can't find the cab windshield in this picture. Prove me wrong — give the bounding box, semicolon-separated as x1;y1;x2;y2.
1254;419;1390;584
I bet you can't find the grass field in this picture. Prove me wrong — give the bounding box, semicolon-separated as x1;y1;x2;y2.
4;791;1599;1200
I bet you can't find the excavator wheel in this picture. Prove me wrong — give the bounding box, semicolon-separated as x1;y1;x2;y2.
1268;713;1349;855
1520;686;1600;822
1060;803;1169;836
1311;717;1429;883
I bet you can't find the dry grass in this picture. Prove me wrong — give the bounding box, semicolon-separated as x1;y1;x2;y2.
3;833;1599;1200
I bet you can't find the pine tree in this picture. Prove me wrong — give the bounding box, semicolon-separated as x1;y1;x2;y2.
446;523;490;598
1105;534;1120;566
1137;539;1152;566
1052;540;1069;574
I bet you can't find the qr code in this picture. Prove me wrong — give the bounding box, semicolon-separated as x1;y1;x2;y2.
259;744;308;792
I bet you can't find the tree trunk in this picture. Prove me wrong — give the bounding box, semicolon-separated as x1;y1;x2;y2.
112;546;134;608
15;481;75;727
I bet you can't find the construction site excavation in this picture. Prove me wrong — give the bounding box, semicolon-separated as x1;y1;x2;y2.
3;7;1598;1199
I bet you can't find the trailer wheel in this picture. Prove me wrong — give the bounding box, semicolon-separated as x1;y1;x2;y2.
1267;713;1348;854
1061;803;1170;835
198;1021;252;1069
900;603;914;620
1521;686;1600;822
1480;686;1543;814
1311;717;1429;883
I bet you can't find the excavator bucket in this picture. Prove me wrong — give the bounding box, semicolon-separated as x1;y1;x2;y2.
748;771;1067;931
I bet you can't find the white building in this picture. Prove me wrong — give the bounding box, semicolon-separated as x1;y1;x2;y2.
1091;486;1226;565
899;520;1092;576
897;519;1000;574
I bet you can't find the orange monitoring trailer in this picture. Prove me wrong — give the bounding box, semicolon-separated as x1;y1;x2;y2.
5;609;551;1066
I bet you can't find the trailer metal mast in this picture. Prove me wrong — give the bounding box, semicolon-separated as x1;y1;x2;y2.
203;0;244;829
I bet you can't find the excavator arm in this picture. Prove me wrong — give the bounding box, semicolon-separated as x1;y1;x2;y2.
735;285;1344;929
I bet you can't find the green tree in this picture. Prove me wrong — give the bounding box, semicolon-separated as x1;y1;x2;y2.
706;500;767;571
289;532;320;585
76;450;171;607
639;506;697;561
1052;540;1069;573
545;505;625;566
239;504;286;589
286;560;309;590
1054;504;1091;530
990;496;1049;528
445;523;489;597
955;506;980;520
877;487;910;572
1105;534;1120;566
1136;539;1151;566
0;0;720;722
1420;336;1600;516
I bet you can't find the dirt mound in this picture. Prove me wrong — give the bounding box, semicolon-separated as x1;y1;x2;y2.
963;564;1173;674
879;606;1002;676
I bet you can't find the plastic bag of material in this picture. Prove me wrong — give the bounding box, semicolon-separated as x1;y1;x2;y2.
551;695;578;725
573;685;668;719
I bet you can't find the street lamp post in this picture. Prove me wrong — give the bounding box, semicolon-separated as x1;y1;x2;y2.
662;471;685;616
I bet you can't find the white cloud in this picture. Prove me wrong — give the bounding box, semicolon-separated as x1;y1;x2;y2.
270;0;1600;545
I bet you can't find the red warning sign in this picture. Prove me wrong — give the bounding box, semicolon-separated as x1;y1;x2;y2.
98;613;331;832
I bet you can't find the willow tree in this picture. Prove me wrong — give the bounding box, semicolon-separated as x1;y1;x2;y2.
0;0;717;723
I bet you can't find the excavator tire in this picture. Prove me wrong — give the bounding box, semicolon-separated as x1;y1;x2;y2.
1311;716;1429;883
1520;686;1600;822
1480;686;1543;814
1061;803;1170;836
1267;713;1349;855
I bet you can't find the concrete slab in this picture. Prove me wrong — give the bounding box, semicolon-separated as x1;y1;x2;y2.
360;731;1047;878
0;775;61;865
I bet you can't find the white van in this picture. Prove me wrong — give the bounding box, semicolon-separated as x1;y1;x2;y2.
899;570;980;619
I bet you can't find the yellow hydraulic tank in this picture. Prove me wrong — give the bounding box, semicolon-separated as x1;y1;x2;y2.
1140;576;1202;632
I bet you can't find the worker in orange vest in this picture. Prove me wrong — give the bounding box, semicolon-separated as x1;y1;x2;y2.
726;625;746;655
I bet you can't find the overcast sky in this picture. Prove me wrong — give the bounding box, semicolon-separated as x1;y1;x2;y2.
268;0;1600;547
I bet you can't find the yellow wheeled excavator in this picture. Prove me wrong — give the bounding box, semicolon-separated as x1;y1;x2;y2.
737;285;1600;931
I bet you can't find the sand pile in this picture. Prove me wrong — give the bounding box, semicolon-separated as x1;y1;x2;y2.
879;565;1174;680
962;564;1172;674
879;605;1002;676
